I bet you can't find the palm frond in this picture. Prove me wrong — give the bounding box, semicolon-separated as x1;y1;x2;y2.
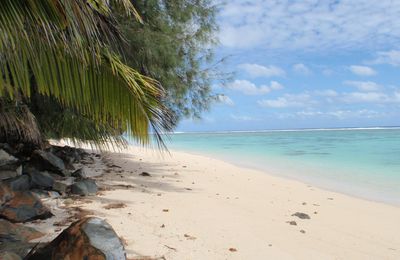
0;0;172;147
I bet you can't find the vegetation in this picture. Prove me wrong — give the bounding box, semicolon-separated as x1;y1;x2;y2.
115;0;219;120
0;0;173;147
0;0;219;148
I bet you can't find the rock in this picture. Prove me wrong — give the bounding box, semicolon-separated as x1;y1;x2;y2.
25;169;54;190
0;143;16;156
0;164;22;181
291;212;310;219
0;149;19;167
70;179;98;196
0;251;23;260
26;217;126;260
71;168;88;179
0;149;22;181
0;219;44;242
0;191;53;222
287;221;297;226
52;181;69;195
3;175;31;191
139;172;151;177
30;150;65;175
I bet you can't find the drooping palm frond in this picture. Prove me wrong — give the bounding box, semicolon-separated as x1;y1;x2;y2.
30;94;127;149
0;0;172;147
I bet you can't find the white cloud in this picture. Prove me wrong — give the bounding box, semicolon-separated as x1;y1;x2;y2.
216;95;234;106
226;79;283;95
371;50;400;66
327;109;383;119
230;114;260;122
314;89;338;97
293;63;311;75
344;81;382;92
238;63;285;78
258;93;315;108
341;92;390;103
218;1;400;50
283;109;385;120
322;69;334;76
349;65;377;76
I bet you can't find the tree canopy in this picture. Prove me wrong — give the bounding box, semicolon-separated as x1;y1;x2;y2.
116;0;219;120
0;0;173;147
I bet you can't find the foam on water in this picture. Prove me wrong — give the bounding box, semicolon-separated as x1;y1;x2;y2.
164;127;400;206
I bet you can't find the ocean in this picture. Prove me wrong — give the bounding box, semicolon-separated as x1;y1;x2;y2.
165;128;400;206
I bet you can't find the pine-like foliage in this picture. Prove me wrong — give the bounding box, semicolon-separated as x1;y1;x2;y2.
0;0;173;147
116;0;219;120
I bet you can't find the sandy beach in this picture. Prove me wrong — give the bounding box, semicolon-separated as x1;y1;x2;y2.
39;145;394;260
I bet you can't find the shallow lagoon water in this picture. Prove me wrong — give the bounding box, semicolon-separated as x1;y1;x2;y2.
165;128;400;205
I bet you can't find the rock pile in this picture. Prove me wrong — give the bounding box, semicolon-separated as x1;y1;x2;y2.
0;143;117;259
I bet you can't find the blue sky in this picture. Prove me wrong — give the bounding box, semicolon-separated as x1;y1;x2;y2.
177;0;400;132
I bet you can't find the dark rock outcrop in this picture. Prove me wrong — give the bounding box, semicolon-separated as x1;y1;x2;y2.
30;150;66;175
0;251;23;260
71;168;88;179
25;169;54;190
0;219;44;242
0;149;22;181
3;175;31;191
70;179;98;196
0;190;53;222
26;217;126;260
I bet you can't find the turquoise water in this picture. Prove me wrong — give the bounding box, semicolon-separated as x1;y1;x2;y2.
165;128;400;205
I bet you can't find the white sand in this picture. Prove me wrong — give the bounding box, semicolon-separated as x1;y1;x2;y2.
67;145;400;259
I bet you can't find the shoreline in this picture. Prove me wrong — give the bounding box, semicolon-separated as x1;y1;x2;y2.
68;144;400;259
163;146;400;207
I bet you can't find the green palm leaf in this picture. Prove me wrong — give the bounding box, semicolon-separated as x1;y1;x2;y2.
0;0;172;148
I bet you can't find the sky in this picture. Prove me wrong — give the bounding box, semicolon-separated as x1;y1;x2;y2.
177;0;400;132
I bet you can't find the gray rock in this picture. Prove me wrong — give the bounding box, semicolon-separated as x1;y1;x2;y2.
0;165;22;181
291;212;311;219
25;217;126;260
0;219;44;242
139;172;151;177
70;179;98;196
4;175;31;191
0;149;18;167
83;218;126;259
23;167;54;190
71;168;88;179
0;149;22;181
0;190;53;223
31;150;65;175
0;251;23;260
52;181;69;195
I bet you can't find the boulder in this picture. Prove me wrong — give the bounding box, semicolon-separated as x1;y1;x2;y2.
52;180;70;195
3;175;31;191
0;219;44;242
70;179;98;196
0;191;53;222
0;165;22;181
0;149;19;167
25;168;54;190
0;149;22;181
26;217;126;260
30;150;66;175
0;251;23;260
71;168;88;179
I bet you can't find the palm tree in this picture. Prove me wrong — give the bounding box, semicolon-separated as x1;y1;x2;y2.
0;0;172;148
